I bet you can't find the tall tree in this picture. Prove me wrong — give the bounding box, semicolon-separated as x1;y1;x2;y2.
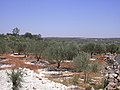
12;27;20;36
42;42;66;68
32;41;48;61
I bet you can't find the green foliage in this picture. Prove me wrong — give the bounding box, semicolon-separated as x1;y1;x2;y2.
7;69;24;90
82;43;95;53
0;40;8;54
24;40;35;56
106;44;119;54
73;52;90;83
15;42;27;54
24;32;33;39
118;45;120;54
94;44;106;54
12;27;20;36
81;43;95;57
42;41;66;68
32;40;48;60
73;52;100;83
73;52;90;72
90;62;99;73
82;43;106;57
64;42;78;60
8;41;18;53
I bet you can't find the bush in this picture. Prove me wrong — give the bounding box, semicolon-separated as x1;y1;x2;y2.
7;69;24;90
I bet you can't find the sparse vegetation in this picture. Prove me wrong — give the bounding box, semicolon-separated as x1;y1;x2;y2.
7;69;24;90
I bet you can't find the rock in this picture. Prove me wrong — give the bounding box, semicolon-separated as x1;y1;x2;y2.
91;87;95;90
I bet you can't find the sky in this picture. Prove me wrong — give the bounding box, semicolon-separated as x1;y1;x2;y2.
0;0;120;38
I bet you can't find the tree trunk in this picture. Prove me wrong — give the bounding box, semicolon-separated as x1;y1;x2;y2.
91;52;93;58
36;56;41;61
84;72;87;83
57;61;61;68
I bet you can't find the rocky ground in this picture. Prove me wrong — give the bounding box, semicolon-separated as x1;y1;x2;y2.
0;68;69;90
104;57;120;89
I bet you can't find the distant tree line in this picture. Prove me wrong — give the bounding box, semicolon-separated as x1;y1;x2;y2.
0;27;42;41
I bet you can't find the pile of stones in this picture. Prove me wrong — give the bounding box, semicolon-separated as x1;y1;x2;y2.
104;59;120;90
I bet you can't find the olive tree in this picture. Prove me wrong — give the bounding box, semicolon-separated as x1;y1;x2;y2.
8;41;17;53
32;41;48;61
106;44;119;54
73;52;90;83
15;42;27;55
64;42;78;60
0;40;8;54
73;52;100;83
42;42;66;68
81;43;95;58
94;44;106;54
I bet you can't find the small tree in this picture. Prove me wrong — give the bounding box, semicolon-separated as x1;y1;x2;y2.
7;69;24;90
73;52;90;83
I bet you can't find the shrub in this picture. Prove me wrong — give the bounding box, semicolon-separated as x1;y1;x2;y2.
7;69;24;90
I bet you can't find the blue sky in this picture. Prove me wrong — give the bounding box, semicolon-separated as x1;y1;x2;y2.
0;0;120;38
